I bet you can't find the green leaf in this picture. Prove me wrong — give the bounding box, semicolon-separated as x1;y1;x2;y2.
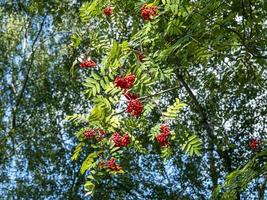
181;134;202;156
65;114;87;123
83;77;102;98
162;98;187;120
71;142;85;161
84;181;95;196
88;106;106;122
80;152;100;175
149;124;161;141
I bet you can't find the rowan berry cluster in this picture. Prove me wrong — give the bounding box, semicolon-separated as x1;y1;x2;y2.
114;74;136;90
126;99;144;117
103;6;113;16
156;124;171;147
110;132;131;147
249;138;260;150
103;4;158;21
79;59;97;68
114;74;144;117
141;4;158;21
83;129;106;141
99;158;122;171
106;158;122;171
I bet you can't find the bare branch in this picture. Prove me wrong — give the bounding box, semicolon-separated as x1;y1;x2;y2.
12;15;47;130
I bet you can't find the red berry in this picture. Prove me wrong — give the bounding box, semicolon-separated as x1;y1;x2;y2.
126;99;143;117
114;74;136;89
110;132;131;147
99;130;107;138
156;124;171;147
114;76;125;88
83;130;97;139
156;134;170;147
99;158;121;171
83;129;106;141
80;59;97;68
121;134;131;146
160;124;170;135
141;4;158;21
141;9;151;21
106;158;121;171
103;6;113;16
110;132;121;146
249;138;260;150
124;74;136;88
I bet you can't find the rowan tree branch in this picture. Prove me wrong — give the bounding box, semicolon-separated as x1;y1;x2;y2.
138;86;180;100
112;85;181;116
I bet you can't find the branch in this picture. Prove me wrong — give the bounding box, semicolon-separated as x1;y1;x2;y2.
111;109;126;117
175;72;208;126
12;15;47;130
202;15;266;59
175;70;219;190
138;86;180;100
176;70;237;192
9;83;18;97
15;16;47;109
221;26;265;59
112;86;180;116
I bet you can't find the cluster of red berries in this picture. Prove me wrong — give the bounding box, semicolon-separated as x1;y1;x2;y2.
106;158;122;171
80;59;97;68
99;158;122;171
83;129;106;141
123;92;143;118
126;99;144;117
249;138;260;150
114;74;144;117
114;74;136;90
156;124;171;147
103;6;113;16
110;132;131;147
141;4;158;21
103;4;158;21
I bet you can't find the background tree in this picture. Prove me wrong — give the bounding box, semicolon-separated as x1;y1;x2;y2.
0;1;89;199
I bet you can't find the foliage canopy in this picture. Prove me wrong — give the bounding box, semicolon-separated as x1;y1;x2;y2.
0;0;266;199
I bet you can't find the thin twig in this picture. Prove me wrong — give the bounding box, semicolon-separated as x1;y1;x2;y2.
12;15;47;130
138;86;180;100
